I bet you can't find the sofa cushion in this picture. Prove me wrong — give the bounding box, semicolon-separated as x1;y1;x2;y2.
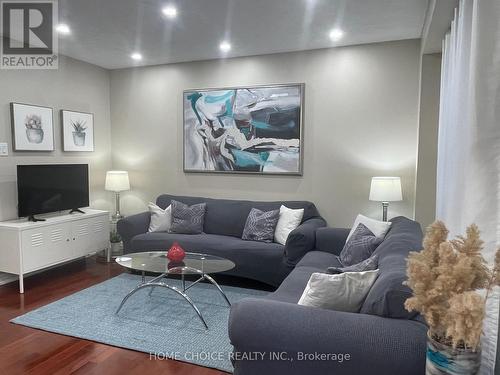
347;214;391;242
268;251;342;303
360;216;423;320
328;254;379;274
148;202;171;233
170;200;206;234
131;231;282;252
242;208;280;243
274;205;305;245
339;223;382;266
298;270;379;313
155;195;322;238
130;232;286;285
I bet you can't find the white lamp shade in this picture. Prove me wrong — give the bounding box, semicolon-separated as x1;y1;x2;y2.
369;177;402;202
105;171;130;192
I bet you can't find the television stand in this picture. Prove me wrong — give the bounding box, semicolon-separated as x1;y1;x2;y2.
0;209;110;293
28;215;46;222
69;208;85;214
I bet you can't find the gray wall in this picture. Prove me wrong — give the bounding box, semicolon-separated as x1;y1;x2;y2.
0;56;112;221
415;53;441;229
110;40;421;227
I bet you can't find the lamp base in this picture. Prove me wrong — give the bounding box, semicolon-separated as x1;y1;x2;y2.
112;213;124;221
112;192;123;221
382;202;389;222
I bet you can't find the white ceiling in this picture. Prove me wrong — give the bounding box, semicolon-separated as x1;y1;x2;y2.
57;0;429;69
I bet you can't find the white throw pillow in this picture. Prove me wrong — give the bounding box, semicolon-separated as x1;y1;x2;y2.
298;270;379;312
148;203;172;232
274;205;305;245
346;214;391;242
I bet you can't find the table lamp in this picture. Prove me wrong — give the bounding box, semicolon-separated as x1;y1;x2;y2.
105;171;130;220
369;177;402;221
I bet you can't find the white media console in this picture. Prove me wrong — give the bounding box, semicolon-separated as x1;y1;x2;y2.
0;209;110;293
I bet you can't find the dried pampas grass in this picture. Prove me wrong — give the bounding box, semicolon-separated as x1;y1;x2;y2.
405;221;500;351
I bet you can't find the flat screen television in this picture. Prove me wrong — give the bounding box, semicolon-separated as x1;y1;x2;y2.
17;164;89;220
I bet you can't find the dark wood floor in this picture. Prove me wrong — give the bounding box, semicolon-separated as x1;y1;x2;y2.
0;257;237;375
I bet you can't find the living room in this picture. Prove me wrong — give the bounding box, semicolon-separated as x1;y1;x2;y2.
0;0;498;374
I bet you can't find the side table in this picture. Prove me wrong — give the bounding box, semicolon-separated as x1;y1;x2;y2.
108;217;124;262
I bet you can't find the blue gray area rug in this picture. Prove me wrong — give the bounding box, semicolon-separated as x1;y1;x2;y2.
11;273;268;372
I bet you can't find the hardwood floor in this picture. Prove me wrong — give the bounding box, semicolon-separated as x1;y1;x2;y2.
0;257;230;375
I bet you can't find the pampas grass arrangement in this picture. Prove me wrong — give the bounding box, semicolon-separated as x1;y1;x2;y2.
405;221;500;351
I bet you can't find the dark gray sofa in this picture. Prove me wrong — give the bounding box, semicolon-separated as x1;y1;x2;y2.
117;194;326;286
229;216;427;375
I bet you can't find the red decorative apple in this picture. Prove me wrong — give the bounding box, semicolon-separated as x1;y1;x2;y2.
167;242;186;262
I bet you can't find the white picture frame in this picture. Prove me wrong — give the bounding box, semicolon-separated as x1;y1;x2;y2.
11;103;54;151
61;110;94;152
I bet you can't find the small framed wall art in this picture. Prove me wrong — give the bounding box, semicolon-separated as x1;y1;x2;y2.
11;102;54;151
61;110;94;152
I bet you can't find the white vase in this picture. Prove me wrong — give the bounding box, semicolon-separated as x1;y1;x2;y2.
72;132;86;146
26;128;44;144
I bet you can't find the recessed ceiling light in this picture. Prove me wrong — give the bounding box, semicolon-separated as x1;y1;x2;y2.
329;28;344;42
131;53;143;61
162;5;177;18
219;41;231;53
55;23;71;34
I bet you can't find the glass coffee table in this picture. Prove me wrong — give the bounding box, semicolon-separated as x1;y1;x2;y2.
115;251;235;329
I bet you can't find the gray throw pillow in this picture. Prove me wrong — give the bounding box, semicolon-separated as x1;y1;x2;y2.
169;200;206;234
339;223;383;266
242;208;280;243
328;254;379;274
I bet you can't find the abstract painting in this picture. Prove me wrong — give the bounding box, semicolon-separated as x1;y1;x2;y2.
11;103;54;151
183;83;304;175
61;110;94;152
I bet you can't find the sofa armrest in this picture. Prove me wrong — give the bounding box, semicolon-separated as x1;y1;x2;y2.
315;227;350;256
284;218;326;263
229;298;426;375
117;212;150;252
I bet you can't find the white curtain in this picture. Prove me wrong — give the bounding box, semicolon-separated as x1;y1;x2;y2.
437;0;500;373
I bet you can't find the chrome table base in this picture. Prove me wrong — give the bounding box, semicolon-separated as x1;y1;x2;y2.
115;267;231;329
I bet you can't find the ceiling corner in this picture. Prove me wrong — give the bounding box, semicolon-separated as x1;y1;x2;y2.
421;0;459;54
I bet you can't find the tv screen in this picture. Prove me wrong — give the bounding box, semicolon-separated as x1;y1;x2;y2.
17;164;89;218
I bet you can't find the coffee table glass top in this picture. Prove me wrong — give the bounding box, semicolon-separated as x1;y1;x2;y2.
116;251;235;275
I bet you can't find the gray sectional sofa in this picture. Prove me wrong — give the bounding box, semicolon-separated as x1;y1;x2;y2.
117;194;326;286
229;216;427;375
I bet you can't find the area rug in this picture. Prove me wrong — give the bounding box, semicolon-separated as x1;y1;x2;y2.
11;273;268;372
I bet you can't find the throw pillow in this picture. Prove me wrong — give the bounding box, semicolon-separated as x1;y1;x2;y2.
340;223;383;266
274;205;305;245
169;200;206;234
327;254;379;274
148;202;172;232
346;214;391;242
242;208;280;243
298;270;379;313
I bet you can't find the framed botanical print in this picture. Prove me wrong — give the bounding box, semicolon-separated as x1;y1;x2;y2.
183;83;304;175
11;103;54;151
61;110;94;152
